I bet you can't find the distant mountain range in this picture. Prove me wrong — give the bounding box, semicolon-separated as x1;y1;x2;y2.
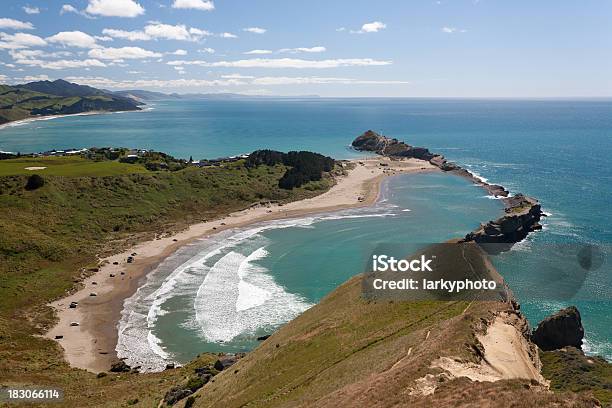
0;79;141;125
0;78;321;125
113;90;321;102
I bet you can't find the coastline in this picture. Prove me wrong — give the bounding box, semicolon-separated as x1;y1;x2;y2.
0;108;149;133
45;156;437;373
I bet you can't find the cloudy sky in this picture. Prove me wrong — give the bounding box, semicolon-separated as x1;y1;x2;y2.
1;0;611;97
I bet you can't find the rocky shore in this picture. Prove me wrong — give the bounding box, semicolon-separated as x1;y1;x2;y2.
352;130;544;248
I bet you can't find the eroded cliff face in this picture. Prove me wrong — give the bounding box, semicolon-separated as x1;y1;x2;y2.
352;130;544;248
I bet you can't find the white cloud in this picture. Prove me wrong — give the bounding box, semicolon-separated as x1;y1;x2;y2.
85;0;145;18
244;49;273;55
15;58;107;70
47;31;99;48
64;76;245;89
251;76;409;85
102;28;151;41
352;21;386;34
0;74;8;82
144;23;191;40
198;47;215;54
170;49;188;55
95;35;114;42
60;4;84;17
89;46;162;60
0;18;35;30
172;0;214;11
243;27;266;34
0;32;47;49
167;58;391;69
278;46;326;54
9;49;73;60
21;75;50;81
441;26;467;33
58;74;408;91
102;24;210;42
23;6;41;15
336;27;346;32
221;74;255;79
189;27;212;37
219;32;238;39
61;4;78;13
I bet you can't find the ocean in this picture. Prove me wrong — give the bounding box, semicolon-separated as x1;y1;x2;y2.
1;98;610;368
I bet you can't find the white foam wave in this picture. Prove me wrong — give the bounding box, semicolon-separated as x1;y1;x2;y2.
147;330;170;360
194;248;311;343
237;247;272;311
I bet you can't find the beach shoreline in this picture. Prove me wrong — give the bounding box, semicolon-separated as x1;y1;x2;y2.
44;156;437;373
0;108;149;134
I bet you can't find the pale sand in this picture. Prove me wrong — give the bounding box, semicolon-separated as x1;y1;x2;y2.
0;109;150;132
428;312;546;386
45;157;436;373
476;313;546;383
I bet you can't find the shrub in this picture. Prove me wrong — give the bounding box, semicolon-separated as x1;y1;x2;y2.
25;174;45;190
184;396;196;408
246;150;335;189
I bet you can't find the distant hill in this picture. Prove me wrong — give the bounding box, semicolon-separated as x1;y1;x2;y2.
179;92;321;100
113;89;182;102
0;79;141;125
113;90;321;101
19;79;107;98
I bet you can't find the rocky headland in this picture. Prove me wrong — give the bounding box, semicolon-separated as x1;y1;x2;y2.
352;130;544;247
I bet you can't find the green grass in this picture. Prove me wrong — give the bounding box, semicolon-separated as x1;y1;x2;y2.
0;156;150;176
540;348;612;405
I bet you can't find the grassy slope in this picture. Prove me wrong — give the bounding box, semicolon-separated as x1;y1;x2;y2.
0;159;334;406
0;85;135;124
0;156;149;176
541;348;612;405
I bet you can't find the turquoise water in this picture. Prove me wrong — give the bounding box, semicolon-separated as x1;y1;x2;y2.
1;98;610;365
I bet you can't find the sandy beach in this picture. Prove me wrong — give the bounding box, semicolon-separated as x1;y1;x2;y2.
0;108;150;133
45;156;436;373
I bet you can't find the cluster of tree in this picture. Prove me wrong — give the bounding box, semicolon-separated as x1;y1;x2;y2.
119;150;188;171
246;149;335;189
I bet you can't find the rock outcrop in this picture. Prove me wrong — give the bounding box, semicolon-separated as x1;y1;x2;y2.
531;306;584;351
109;360;131;373
352;130;435;160
463;194;543;245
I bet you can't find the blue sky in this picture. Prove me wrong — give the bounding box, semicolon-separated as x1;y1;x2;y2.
0;0;611;96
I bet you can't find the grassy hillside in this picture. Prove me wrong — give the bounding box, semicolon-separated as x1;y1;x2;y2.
0;156;149;176
0;80;140;125
0;155;336;406
541;347;612;405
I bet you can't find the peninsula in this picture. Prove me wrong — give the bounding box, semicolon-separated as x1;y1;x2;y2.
352;130;544;248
